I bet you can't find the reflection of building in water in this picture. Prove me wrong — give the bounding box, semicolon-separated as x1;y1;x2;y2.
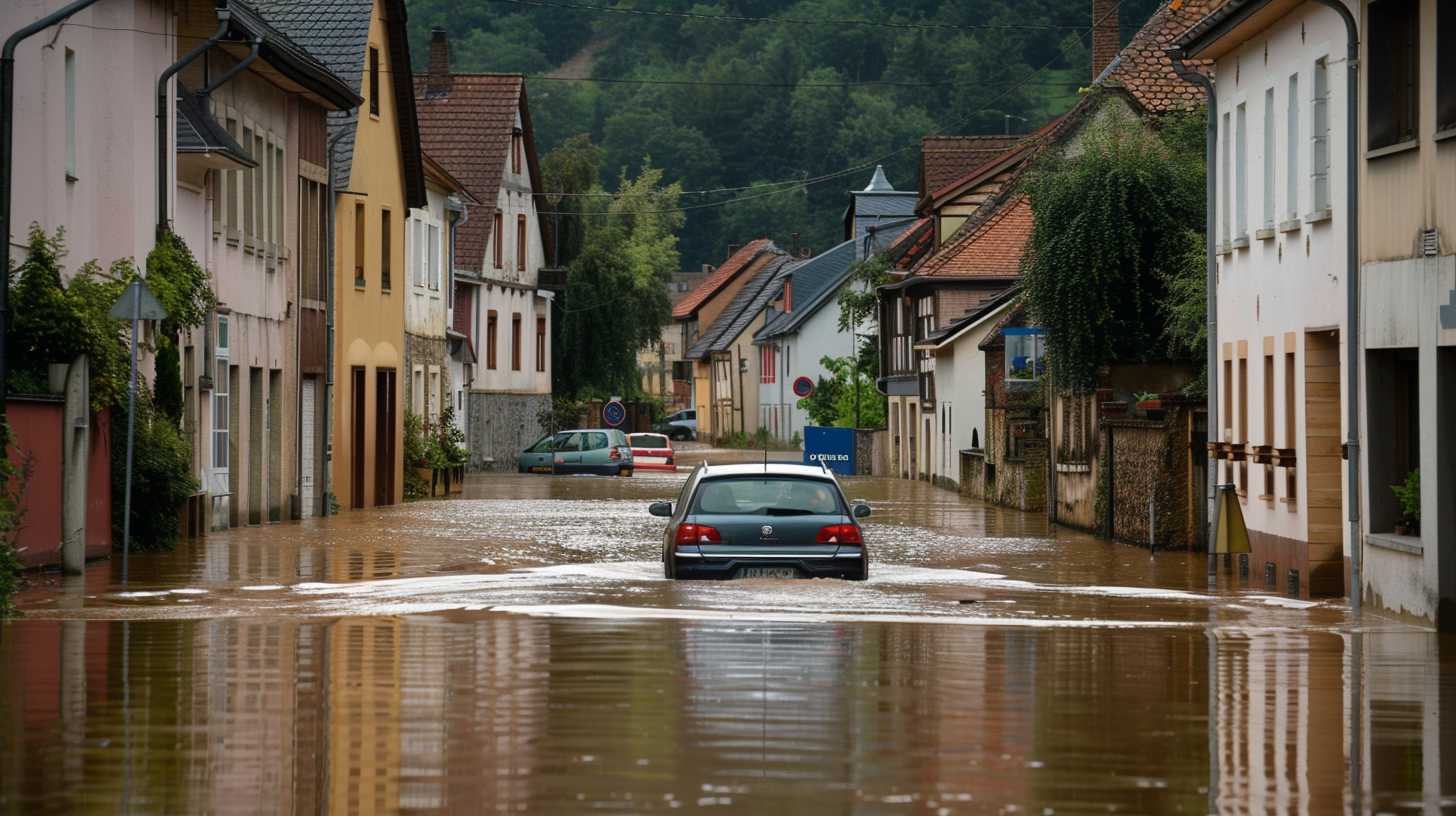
1212;631;1345;814
329;618;401;815
1364;633;1456;813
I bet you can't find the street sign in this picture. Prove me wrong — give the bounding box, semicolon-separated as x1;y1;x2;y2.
109;279;168;321
603;399;627;428
792;376;815;399
803;426;855;475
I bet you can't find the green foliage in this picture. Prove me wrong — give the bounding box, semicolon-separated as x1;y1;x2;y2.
6;226;131;412
798;353;885;429
1021;109;1205;392
556;162;685;398
404;413;431;500
0;421;30;616
836;255;893;333
406;0;1163;269
154;336;183;422
145;228;215;333
714;181;809;254
541;134;605;268
538;396;586;434
1391;469;1420;529
435;407;470;467
111;393;197;550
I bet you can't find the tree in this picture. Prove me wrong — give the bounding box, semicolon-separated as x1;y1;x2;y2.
541;134;605;268
556;163;685;398
1020;108;1204;392
797;353;886;429
715;181;809;253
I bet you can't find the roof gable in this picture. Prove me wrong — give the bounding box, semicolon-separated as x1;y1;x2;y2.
919;136;1020;201
412;73;542;271
918;195;1034;279
673;239;775;320
256;0;425;206
687;256;791;358
1096;0;1220;114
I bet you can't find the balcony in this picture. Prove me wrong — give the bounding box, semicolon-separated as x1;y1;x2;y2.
538;266;567;292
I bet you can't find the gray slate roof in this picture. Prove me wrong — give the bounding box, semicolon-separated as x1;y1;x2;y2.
254;0;424;206
686;255;792;359
176;90;255;167
757;218;916;342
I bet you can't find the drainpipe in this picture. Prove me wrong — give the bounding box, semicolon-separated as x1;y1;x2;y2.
322;129;346;516
156;13;231;232
199;36;259;96
1168;52;1218;581
1;0;108;419
1312;0;1361;613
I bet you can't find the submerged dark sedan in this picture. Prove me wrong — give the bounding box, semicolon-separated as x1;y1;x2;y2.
651;462;870;580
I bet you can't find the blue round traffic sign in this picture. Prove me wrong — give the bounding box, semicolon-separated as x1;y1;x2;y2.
792;376;815;399
603;400;627;427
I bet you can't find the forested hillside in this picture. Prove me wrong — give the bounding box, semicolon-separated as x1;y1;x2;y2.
404;0;1161;269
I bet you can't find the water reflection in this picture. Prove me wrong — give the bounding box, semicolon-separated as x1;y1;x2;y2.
3;615;1453;813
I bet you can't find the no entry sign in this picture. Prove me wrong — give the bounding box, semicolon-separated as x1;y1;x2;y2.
792;376;815;399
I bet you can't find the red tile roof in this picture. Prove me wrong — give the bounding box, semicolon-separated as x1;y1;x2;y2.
1098;0;1220;114
919;136;1020;201
672;239;775;319
918;195;1033;279
412;73;533;271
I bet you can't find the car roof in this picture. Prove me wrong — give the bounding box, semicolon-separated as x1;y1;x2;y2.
559;428;623;434
697;462;837;480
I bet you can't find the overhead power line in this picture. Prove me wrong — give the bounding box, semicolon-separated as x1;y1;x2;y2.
525;74;1085;90
490;0;1104;33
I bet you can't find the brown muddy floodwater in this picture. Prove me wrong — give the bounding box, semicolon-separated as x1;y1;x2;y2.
2;456;1453;814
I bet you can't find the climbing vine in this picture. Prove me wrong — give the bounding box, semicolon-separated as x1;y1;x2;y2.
1020;108;1205;392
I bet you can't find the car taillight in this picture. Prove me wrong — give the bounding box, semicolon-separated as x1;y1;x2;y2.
610;448;621;460
676;523;721;546
816;524;862;545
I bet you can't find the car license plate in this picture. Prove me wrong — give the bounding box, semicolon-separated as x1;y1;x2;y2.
738;567;798;579
529;466;552;474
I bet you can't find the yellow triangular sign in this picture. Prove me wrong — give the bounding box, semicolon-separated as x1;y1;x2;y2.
1213;484;1251;555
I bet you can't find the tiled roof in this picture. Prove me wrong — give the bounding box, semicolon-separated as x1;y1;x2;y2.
411;73;531;272
919;136;1020;200
1097;0;1220;113
759;218;916;341
672;239;775;320
255;0;425;206
175;90;255;167
918;195;1034;278
699;257;795;356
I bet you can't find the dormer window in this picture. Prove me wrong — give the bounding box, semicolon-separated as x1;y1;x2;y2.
783;280;793;312
1003;327;1046;386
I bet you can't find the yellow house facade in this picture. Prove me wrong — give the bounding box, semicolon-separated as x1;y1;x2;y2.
263;0;426;511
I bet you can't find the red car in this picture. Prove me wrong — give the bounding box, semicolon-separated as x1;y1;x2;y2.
627;433;676;472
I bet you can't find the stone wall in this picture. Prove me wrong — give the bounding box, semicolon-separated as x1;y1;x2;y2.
467;392;552;471
1105;407;1194;550
403;333;451;418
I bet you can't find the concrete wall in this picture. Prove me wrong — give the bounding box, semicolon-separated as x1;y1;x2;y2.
6;398;110;569
466;392;550;471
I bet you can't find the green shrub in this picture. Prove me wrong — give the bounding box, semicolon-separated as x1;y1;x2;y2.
435;407;469;467
1391;469;1420;532
111;394;197;551
403;413;430;500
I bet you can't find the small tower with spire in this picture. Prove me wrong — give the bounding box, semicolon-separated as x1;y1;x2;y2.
844;165;917;246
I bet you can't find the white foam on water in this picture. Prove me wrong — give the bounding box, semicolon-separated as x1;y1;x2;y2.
169;588;208;595
488;603;1202;629
240;585;285;591
112;591;169;599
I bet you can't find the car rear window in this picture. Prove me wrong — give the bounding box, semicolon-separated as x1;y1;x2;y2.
630;434;669;448
692;477;843;516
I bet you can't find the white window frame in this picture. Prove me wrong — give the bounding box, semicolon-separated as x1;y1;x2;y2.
1312;57;1331;214
213;315;230;473
1235;102;1248;239
64;48;77;180
1262;88;1275;229
1286;73;1300;222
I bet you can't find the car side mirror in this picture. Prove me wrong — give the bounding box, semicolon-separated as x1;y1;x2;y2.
852;502;871;519
649;501;674;518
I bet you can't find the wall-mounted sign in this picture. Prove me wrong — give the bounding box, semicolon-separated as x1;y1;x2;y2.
603;400;627;428
792;376;815;399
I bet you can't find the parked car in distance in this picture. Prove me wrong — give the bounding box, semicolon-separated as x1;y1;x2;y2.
655;409;697;441
517;429;635;476
627;433;676;472
650;462;870;580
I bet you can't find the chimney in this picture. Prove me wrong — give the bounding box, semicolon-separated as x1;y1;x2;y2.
1091;0;1120;81
427;28;452;97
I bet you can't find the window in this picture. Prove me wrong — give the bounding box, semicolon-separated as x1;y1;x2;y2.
410;217;424;288
300;178;326;300
535;316;546;372
1262;88;1275;228
213;316;230;470
1220;112;1231;243
1235;102;1247;238
1286;74;1299;221
368;47;380;117
254;133;265;241
516;214;527;271
486;310;498;369
274;146;284;248
493;212;503;268
1312;58;1331;212
1004;328;1045;384
428;223;441;291
380;209;392;291
1237;352;1248;495
761;345;777;384
783;280;793;312
512;129;523;175
1368;0;1419;150
511;313;522;370
1263;349;1276;498
1440;1;1456;131
64;49;76;179
413;366;424;416
354;202;366;287
1284;347;1297;500
243;127;255;238
226;117;239;231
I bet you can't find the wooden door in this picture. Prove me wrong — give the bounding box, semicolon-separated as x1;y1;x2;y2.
375;368;397;506
351;367;366;509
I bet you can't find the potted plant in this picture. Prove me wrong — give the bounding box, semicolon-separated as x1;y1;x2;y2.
1391;469;1420;536
404;413;431;500
436;407;469;492
1133;391;1164;420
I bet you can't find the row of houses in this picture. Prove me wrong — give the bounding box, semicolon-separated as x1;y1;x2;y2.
2;0;555;546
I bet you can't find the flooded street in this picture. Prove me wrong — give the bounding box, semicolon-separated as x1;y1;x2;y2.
2;457;1453;814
